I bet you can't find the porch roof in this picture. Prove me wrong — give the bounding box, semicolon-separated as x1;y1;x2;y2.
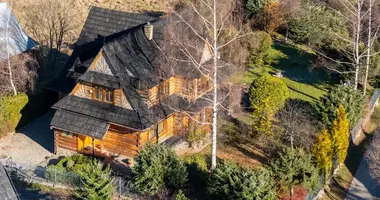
51;110;109;139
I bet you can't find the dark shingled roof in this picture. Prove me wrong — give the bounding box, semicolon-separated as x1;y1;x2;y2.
52;95;157;130
78;71;120;89
51;110;110;139
0;166;18;200
50;7;233;135
76;6;161;45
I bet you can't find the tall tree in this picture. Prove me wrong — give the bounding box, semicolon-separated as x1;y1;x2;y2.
166;0;248;170
331;105;350;165
23;0;80;82
0;1;38;96
315;84;365;129
313;129;333;180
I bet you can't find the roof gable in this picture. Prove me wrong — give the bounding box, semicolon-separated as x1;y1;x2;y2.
0;3;36;60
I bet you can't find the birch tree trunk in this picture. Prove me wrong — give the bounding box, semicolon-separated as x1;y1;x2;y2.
364;0;373;95
211;0;218;170
353;1;362;90
5;2;17;96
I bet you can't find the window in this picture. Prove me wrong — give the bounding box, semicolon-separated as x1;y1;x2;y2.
93;86;114;103
157;81;169;99
62;131;73;138
157;121;165;134
149;128;155;140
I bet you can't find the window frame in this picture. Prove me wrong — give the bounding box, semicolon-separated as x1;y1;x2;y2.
92;85;114;104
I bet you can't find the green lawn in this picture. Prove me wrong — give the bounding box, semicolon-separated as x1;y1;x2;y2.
230;42;336;102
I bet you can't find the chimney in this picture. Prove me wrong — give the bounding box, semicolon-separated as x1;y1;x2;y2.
144;22;154;40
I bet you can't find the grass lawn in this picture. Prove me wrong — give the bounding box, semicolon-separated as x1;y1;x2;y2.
230;42;336;102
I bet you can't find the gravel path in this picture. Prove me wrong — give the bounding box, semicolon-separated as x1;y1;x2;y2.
0;112;55;167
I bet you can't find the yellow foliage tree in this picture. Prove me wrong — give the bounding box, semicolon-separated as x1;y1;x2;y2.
331;105;350;165
313;129;333;178
252;97;273;135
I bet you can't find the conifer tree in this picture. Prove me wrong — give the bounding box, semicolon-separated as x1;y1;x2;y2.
331;105;350;165
270;148;319;199
312;129;333;179
252;97;273;134
75;159;114;200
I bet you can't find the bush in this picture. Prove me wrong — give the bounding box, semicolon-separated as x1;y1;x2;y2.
207;161;276;200
132;144;187;195
185;126;208;148
250;74;289;113
315;84;365;129
246;0;271;15
250;74;289;134
45;155;98;186
53;155;94;173
249;32;273;67
0;94;28;136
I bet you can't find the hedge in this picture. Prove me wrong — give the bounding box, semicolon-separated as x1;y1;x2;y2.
0;94;28;137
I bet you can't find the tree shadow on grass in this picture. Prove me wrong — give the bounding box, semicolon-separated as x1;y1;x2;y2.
270;42;335;86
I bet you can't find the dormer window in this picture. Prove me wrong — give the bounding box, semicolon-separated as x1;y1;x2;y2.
93;86;114;103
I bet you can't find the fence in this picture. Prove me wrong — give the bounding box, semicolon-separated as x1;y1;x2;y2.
1;159;143;199
351;89;380;144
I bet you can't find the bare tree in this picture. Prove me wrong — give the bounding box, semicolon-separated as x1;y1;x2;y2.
22;0;79;77
365;129;380;184
162;0;248;170
275;100;319;151
0;1;38;95
319;0;380;92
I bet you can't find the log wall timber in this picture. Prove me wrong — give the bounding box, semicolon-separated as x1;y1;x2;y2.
71;83;92;99
55;130;78;152
98;124;141;157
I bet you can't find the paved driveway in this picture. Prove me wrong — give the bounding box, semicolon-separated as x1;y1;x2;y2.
0;112;54;167
345;159;380;200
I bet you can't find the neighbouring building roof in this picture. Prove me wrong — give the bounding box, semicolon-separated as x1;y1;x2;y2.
0;166;18;200
0;3;36;60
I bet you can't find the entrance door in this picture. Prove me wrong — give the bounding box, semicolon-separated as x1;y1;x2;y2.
77;135;92;151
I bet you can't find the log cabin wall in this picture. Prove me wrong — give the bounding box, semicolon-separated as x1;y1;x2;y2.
55;130;78;152
97;124;142;157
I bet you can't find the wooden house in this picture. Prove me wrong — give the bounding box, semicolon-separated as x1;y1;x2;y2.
50;7;231;158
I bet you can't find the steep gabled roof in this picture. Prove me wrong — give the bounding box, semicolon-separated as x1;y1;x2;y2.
0;3;36;60
50;7;233;135
76;6;161;46
0;166;18;200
